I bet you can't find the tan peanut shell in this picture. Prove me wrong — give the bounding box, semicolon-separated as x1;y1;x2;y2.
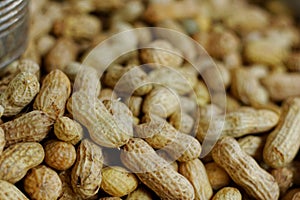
0;110;54;147
179;159;213;200
143;1;199;23
0;72;39;117
271;167;293;194
244;38;288;66
143;87;179;118
0;142;44;183
53;14;101;41
126;96;143;117
72;64;101;96
0;180;29;200
169;111;194;134
224;6;269;34
263;97;300;168
262;73;300;101
193;80;210;107
135;115;201;162
54;116;83;145
101;166;138;197
44;140;76;170
44;38;78;72
71;139;103;199
0;59;40;93
24;165;62;200
206;29;240;59
140;40;183;68
212;187;242;200
98;88;118;101
103;64;152;96
212;137;279;200
204;162;230;190
126;186;153;200
197;107;279;141
148;67;196;95
238;135;266;160
34;69;71;119
121;138;195;200
69;91;132;148
231;67;269;106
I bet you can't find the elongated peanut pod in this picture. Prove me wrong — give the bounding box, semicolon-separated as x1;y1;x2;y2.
263;97;300;168
121;138;195;200
179;159;213;200
212;137;279;200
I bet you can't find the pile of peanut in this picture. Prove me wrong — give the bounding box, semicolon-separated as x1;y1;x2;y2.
0;0;300;199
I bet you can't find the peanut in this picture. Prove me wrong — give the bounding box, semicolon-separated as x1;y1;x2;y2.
135;115;201;162
231;67;269;106
197;107;279;141
169;111;194;134
140;40;183;68
148;67;196;95
238;135;266;160
34;69;71;119
205;28;240;59
0;142;44;183
244;37;288;67
143;87;179;118
44;140;77;170
54;116;83;145
126;96;143;117
0;111;54;147
225;6;270;34
126;186;153;200
212;137;279;200
0;72;39;117
193;80;210;107
103;64;152;96
72;64;101;96
101;166;139;197
0;59;40;92
24;165;62;200
271;167;293;194
0;180;29;200
53;14;101;41
36;34;56;56
263;97;300;168
143;0;200;23
121;138;195;199
204;162;230;190
262;72;300;101
179;158;213;200
71;139;103;199
69;91;132;148
212;187;242;200
98;88;118;101
44;38;78;72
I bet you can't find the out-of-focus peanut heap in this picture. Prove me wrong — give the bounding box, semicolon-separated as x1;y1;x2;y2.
0;0;300;199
